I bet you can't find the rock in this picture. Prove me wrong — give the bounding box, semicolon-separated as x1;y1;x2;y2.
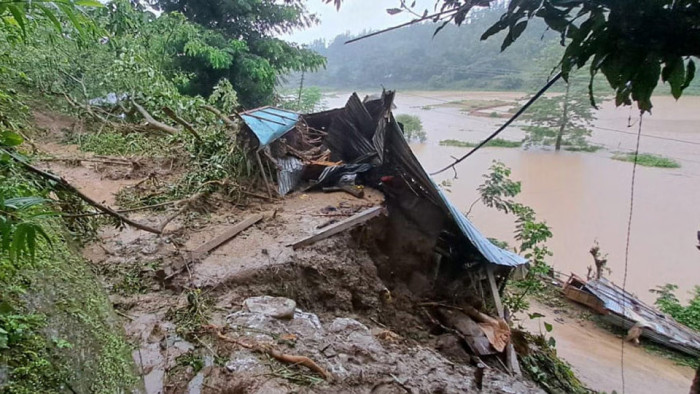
186;370;205;394
243;296;296;319
328;318;369;334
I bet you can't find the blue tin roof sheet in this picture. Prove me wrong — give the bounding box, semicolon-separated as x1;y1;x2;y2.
240;107;300;147
436;185;528;267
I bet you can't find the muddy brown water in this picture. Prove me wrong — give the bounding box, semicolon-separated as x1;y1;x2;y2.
327;92;700;304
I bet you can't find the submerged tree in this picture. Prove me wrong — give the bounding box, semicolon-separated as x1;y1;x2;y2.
522;75;600;151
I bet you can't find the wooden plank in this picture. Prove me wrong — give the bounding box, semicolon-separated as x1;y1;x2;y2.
292;206;384;250
190;214;263;260
486;265;505;318
505;343;522;376
437;308;496;356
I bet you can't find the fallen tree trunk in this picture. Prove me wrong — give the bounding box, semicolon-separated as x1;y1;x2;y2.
4;149;162;234
202;105;237;129
162;106;203;141
131;101;178;135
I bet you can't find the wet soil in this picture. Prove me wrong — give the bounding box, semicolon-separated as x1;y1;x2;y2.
518;300;696;394
30;113;541;393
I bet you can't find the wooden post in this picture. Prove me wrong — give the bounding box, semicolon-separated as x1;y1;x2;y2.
255;150;273;198
486;265;504;318
487;265;522;376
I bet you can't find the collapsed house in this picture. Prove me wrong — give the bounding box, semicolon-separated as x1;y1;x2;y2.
565;274;700;357
239;92;529;367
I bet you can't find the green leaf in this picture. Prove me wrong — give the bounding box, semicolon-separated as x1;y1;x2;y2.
481;19;507;41
7;5;26;38
662;57;685;99
528;312;545;319
681;59;696;90
544;321;553;332
36;4;63;32
0;131;24;147
547;336;556;348
75;0;104;7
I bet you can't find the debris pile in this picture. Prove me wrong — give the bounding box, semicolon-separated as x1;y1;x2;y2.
564;274;700;357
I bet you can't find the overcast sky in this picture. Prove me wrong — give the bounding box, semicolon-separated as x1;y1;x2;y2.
281;0;436;45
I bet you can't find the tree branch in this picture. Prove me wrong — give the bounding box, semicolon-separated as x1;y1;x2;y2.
201;104;237;128
4;149;162;234
132;100;178;135
162;106;203;141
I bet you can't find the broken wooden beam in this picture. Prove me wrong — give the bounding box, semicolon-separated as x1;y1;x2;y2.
189;214;263;260
292;206;384;250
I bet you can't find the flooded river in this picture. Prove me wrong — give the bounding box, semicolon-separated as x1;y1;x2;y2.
326;91;700;304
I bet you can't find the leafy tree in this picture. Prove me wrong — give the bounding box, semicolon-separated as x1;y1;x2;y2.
522;74;600;150
148;0;325;106
651;284;700;332
395;114;426;142
278;86;323;113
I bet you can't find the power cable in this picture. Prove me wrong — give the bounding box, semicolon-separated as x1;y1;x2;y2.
430;72;562;175
620;113;643;394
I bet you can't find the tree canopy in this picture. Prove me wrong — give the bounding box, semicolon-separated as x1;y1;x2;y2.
148;0;325;106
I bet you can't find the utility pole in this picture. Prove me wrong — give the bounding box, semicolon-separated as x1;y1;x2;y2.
297;71;305;109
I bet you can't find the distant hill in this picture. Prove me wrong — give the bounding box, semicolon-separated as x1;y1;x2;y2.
295;5;700;95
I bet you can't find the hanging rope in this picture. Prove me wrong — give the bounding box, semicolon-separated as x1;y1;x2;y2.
620;112;644;393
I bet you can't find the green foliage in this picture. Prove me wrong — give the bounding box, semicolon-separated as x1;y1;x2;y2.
522;71;600;150
395;114;426;142
0;188;136;392
78;131;169;156
279;87;323;113
476;0;700;112
475;161;553;313
146;0;326;107
612;153;681;168
303;5;561;91
651;284;700;332
475;161;521;214
208;79;239;114
0;0;102;42
519;332;588;394
439;138;522;148
167;289;211;340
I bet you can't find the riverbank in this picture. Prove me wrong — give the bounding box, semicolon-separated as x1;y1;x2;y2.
325;91;700;305
518;293;696;394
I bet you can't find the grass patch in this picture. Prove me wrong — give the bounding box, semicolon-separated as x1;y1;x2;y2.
564;144;602;152
643;342;700;369
439;138;522;148
437;99;514;112
612;152;681;168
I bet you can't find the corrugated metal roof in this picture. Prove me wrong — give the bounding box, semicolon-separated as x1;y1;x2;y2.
436;186;528;267
277;156;304;196
584;278;700;355
240;107;299;147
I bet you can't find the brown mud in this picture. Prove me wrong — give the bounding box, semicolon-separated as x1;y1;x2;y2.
30;110;541;393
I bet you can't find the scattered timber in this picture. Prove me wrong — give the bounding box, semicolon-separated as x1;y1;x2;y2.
291;206;385;250
189;214;264;260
